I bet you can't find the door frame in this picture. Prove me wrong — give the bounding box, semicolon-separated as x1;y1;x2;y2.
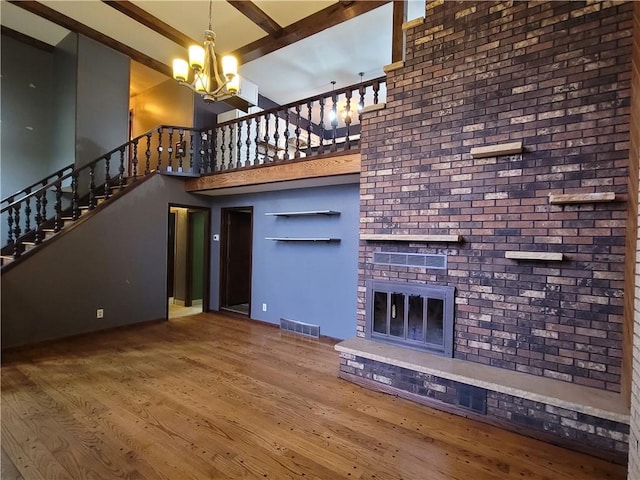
166;204;211;318
219;206;253;315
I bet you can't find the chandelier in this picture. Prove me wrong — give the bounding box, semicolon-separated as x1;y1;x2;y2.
172;0;239;102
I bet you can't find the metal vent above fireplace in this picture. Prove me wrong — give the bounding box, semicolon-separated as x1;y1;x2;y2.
365;280;454;357
373;252;446;269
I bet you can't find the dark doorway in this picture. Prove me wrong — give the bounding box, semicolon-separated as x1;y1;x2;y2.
167;205;210;319
220;207;253;316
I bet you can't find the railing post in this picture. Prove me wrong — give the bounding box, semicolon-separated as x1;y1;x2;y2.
12;204;21;258
306;101;313;156
24;188;32;233
331;90;338;152
318;98;326;155
145;132;152;175
167;128;174;172
54;181;63;232
72;170;79;220
104;154;112;200
156;127;164;172
254;116;261;165
344;89;352;151
34;192;43;245
228;124;234;169
273;111;280;162
88;164;96;210
245;118;251;167
118;147;126;189
6;196;14;246
294;104;301;159
283;109;290;161
132;138;139;179
189;132;195;173
263;113;271;162
177;129;185;173
220;127;226;170
237;122;243;168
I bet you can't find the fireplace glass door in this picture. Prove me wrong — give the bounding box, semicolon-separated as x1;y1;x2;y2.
367;280;454;357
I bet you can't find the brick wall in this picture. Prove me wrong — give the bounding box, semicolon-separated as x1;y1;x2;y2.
359;1;633;392
627;1;640;476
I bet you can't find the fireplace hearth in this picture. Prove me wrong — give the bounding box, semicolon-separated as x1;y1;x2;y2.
365;280;454;357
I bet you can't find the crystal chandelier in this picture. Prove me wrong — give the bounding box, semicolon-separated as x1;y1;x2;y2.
172;0;239;102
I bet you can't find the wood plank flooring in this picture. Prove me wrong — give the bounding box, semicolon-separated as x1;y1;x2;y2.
1;313;627;480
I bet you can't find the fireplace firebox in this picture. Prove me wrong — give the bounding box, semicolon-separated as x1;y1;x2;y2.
365;280;454;357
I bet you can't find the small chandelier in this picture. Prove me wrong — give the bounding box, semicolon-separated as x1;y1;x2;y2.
172;0;239;102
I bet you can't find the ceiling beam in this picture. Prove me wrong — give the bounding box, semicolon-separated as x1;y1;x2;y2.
227;1;283;38
8;0;172;77
101;1;197;48
1;25;54;52
232;0;391;65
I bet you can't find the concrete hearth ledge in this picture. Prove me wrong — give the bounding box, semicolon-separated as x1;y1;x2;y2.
335;337;629;424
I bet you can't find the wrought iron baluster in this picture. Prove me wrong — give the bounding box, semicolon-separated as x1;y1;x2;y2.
13;204;21;257
176;129;184;172
54;182;63;232
41;188;48;229
145;132;152;174
6;196;14;245
189;132;194;172
237;122;243;168
104;154;112;200
132;138;139;178
24;188;32;233
167;128;174;171
273;111;280;162
359;82;366;120
283;109;290;161
255;116;261;165
34;192;43;244
306;101;312;155
318;98;325;155
199;132;207;174
118;147;126;189
220;127;226;170
373;79;380;104
245;118;251;167
156;127;164;171
263;113;271;162
344;90;352;150
206;130;213;173
72;171;79;220
294;104;301;158
88;164;96;210
331;90;338;152
228;124;234;169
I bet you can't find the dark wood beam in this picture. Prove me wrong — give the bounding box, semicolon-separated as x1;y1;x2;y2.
232;0;391;65
1;25;54;52
9;0;172;77
227;1;283;38
392;0;407;62
101;1;197;48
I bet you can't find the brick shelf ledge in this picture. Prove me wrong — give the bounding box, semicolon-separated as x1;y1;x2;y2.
548;192;616;204
335;337;629;424
505;251;564;261
470;141;523;159
361;234;462;243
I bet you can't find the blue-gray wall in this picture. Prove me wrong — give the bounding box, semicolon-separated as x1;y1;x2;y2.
209;183;360;339
1;35;55;198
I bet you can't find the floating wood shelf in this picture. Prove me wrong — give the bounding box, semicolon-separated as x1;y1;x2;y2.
361;234;462;243
548;192;616;204
266;237;340;242
470;141;523;159
265;210;340;217
505;251;564;261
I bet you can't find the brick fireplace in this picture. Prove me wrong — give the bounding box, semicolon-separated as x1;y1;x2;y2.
337;0;634;462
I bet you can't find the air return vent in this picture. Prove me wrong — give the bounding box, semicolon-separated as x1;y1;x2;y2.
373;252;446;269
457;383;487;414
280;318;320;339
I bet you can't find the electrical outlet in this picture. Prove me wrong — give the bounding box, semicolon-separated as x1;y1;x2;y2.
262;303;267;312
96;308;104;319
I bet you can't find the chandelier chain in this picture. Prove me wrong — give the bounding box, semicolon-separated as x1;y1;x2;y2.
208;0;213;31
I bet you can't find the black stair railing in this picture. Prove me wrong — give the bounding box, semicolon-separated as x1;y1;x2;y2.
208;76;386;173
1;125;213;263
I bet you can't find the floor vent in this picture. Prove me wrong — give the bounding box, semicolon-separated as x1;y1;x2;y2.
457;383;487;414
280;318;320;339
373;252;446;269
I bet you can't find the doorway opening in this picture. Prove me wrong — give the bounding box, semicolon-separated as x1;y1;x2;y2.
220;207;253;316
167;205;210;319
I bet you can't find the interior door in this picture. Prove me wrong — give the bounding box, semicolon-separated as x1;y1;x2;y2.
220;207;253;312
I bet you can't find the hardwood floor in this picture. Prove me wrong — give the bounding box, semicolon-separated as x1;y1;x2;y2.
1;313;627;480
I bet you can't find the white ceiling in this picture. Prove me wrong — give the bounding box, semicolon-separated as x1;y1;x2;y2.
1;0;425;105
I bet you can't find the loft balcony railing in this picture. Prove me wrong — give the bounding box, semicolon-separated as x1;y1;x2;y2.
201;76;386;173
1;77;386;267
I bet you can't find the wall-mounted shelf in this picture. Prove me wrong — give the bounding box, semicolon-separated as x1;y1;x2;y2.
548;192;616;205
505;251;564;262
265;210;340;217
361;234;462;243
266;237;340;242
470;141;523;159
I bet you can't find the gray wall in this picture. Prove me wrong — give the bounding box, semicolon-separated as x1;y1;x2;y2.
75;35;130;168
1;35;55;198
1;174;210;348
209;183;360;340
51;32;78;172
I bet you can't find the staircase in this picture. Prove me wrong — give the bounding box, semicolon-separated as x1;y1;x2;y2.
1;125;211;271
